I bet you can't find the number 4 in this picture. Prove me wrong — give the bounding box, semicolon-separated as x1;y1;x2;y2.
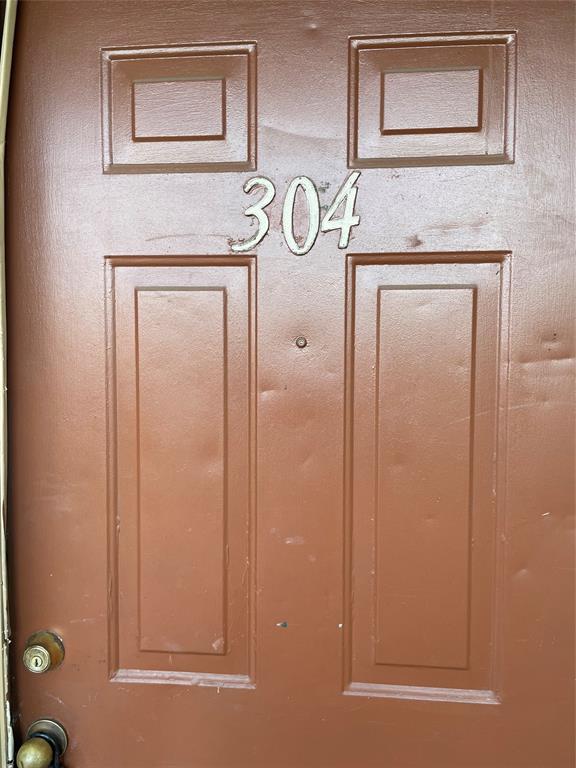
320;171;361;249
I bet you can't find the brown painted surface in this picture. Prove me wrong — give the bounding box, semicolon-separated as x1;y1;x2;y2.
6;2;575;767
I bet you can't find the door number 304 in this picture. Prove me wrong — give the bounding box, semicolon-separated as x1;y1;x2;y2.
231;172;361;255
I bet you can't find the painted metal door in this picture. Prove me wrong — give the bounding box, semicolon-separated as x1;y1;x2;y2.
7;2;574;767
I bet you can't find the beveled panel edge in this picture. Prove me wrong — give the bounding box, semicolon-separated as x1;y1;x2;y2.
349;31;517;49
103;160;257;175
347;250;511;265
105;254;256;268
112;669;256;689
349;155;512;170
344;682;500;705
101;41;257;59
100;41;257;174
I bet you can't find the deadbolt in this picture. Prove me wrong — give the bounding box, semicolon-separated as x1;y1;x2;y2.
17;719;68;768
22;631;64;674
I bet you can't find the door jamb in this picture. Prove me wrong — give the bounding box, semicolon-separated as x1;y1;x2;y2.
0;1;17;765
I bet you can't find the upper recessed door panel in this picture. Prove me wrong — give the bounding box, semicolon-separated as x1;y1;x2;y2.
348;32;517;167
101;42;256;173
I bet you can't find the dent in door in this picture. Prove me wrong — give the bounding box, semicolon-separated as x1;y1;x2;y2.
106;257;256;688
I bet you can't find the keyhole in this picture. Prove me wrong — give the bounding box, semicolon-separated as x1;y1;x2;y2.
33;656;42;668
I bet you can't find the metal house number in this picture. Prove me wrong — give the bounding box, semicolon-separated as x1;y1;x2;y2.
231;171;361;254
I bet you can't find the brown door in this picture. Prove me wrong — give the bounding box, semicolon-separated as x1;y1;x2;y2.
7;2;574;767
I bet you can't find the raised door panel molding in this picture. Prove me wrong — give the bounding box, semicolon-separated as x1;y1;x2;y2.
106;257;256;688
349;32;517;167
343;254;510;703
101;43;257;173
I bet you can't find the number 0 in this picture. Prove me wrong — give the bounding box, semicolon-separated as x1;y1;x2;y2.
282;176;320;256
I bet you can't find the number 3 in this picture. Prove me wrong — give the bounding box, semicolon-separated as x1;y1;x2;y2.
231;176;276;253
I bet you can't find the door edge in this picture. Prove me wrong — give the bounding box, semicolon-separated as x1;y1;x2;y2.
0;2;17;765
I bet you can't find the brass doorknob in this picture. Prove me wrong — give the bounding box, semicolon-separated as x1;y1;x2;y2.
16;719;68;768
16;737;53;768
22;631;65;674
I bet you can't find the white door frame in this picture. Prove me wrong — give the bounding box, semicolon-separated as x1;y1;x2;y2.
0;1;18;765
